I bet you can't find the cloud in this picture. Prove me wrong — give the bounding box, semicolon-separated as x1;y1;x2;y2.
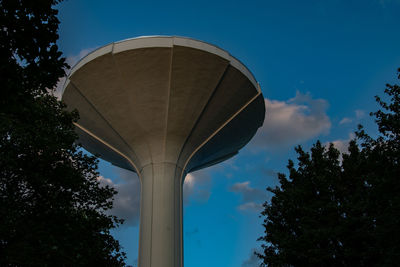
97;175;114;187
338;109;367;127
237;202;263;212
242;249;262;267
97;169;141;227
183;169;212;205
339;117;352;125
65;48;97;68
330;139;349;154
324;133;355;155
230;181;266;203
229;181;267;212
251;92;331;149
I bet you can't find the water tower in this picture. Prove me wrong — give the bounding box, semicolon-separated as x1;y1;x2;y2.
62;36;265;267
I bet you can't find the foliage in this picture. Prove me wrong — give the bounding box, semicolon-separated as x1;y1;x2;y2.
0;0;126;265
258;69;400;266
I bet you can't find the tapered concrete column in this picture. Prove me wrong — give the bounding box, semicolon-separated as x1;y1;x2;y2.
138;162;185;267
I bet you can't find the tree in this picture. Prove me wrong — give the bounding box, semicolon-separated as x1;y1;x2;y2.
257;68;400;266
356;68;400;266
0;0;126;265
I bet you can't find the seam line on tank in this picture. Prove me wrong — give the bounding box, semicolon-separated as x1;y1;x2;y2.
175;63;230;176
163;45;173;167
150;162;154;267
73;123;141;175
170;41;177;267
174;59;230;267
180;91;261;180
69;80;142;169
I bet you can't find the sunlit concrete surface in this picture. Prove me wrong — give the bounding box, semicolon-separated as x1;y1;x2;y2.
62;36;265;267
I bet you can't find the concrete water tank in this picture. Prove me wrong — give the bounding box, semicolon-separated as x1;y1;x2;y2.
62;36;265;267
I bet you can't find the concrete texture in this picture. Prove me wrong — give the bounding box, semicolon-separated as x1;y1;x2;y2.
62;36;265;267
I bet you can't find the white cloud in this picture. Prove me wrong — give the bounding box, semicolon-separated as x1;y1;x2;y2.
324;133;355;155
229;181;267;212
230;181;266;202
97;175;113;186
251;91;331;149
65;48;97;68
237;202;263;212
183;169;212;205
330;139;349;154
338;109;367;127
97;170;141;227
339;117;352;125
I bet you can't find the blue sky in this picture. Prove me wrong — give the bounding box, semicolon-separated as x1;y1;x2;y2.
56;0;400;266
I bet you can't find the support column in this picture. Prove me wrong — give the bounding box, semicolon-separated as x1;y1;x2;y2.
138;162;184;267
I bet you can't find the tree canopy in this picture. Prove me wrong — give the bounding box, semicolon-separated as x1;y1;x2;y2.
258;68;400;266
0;0;126;265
